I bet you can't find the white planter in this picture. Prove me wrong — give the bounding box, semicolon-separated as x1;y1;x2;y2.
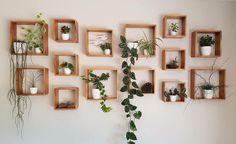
104;49;111;55
127;42;134;49
169;95;177;102
61;33;70;40
170;30;178;36
30;87;38;94
35;47;42;54
13;42;27;53
144;49;149;56
133;42;138;49
92;89;101;99
203;89;214;99
200;46;212;56
64;68;72;75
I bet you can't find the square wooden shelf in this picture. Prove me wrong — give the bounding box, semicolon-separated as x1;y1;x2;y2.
163;15;187;38
16;67;49;96
54;53;80;76
124;24;157;57
53;19;79;43
162;48;186;70
10;21;48;56
190;68;226;100
85;67;118;100
85;28;114;57
191;30;222;58
131;67;156;94
161;81;186;102
54;87;79;110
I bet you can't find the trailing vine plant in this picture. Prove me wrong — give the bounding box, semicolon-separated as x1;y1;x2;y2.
119;35;144;144
81;71;112;113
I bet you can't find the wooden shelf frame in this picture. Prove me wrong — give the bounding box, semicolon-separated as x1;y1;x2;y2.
85;67;118;100
190;68;226;100
54;53;80;76
53;19;79;43
54;87;79;110
163;15;187;38
124;24;157;57
161;81;186;102
191;30;222;58
162;48;186;70
10;21;49;56
85;28;114;57
16;67;49;96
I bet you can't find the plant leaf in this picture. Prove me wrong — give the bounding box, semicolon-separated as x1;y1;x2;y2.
130;120;137;131
133;111;142;119
120;86;128;92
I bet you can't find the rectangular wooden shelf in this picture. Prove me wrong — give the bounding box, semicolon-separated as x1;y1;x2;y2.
16;67;49;96
161;81;186;102
163;15;187;38
162;48;186;70
191;30;222;57
54;53;80;76
10;21;49;56
53;19;79;43
190;68;226;100
54;87;79;110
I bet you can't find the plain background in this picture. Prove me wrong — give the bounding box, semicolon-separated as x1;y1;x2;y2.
0;0;236;144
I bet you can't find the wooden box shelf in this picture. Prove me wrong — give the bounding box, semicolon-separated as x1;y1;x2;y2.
54;53;80;76
10;21;48;56
163;15;187;38
16;67;49;96
54;87;79;110
53;19;79;43
124;24;157;57
85;67;118;100
191;30;222;58
161;81;186;102
85;28;114;57
162;48;186;70
190;68;226;100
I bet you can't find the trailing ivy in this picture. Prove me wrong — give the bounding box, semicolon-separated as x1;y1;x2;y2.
119;35;144;144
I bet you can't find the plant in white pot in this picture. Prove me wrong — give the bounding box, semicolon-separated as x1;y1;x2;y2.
13;40;27;54
164;88;187;102
61;26;71;40
198;83;217;99
81;71;112;112
33;42;43;54
59;62;74;75
199;35;216;56
28;72;42;94
100;42;112;55
169;23;179;36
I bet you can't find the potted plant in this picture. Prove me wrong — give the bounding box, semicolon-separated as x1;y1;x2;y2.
59;62;74;75
164;88;187;102
100;42;112;55
13;40;27;54
199;35;216;56
61;26;71;40
166;57;179;69
170;23;179;36
28;72;42;94
33;42;43;54
141;82;154;93
198;83;217;99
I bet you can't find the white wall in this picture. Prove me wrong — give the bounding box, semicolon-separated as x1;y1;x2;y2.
0;0;236;144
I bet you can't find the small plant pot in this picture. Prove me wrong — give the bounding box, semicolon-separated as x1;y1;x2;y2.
64;68;72;75
169;95;178;102
104;49;111;55
61;33;70;40
127;42;134;49
200;46;212;56
203;89;214;99
13;41;27;54
170;30;178;36
92;89;101;99
144;49;149;56
166;64;179;69
30;87;38;94
35;47;42;54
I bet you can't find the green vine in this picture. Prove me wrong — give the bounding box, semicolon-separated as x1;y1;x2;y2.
81;71;112;113
119;35;144;144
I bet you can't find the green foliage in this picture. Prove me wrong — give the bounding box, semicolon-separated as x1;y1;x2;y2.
166;57;179;69
59;62;74;72
28;71;42;87
100;42;112;52
164;88;187;98
61;26;71;34
199;83;218;90
119;35;144;144
199;35;216;46
170;23;179;32
81;71;112;113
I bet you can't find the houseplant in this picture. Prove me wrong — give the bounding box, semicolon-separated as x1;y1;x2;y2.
170;23;179;36
141;82;154;93
164;88;187;102
198;83;218;99
28;71;42;94
13;40;27;54
61;26;71;40
199;35;216;56
166;57;179;69
81;71;112;113
100;42;112;55
59;61;74;75
127;41;139;53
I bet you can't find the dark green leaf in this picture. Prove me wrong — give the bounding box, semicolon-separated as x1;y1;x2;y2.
121;98;130;106
126;114;130;118
130;57;135;65
120;86;128;92
122;61;128;68
119;43;126;48
130;72;136;80
133;111;142;119
126;132;137;140
129;104;137;111
120;35;126;43
130;120;137;131
129;89;136;95
123;68;129;74
123;76;129;85
128;94;134;99
132;82;139;88
128;141;135;144
124;106;129;112
136;90;144;97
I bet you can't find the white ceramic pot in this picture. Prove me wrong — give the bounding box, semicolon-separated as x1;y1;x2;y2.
203;89;214;99
170;31;178;36
169;95;177;102
92;89;101;99
64;68;72;75
144;49;149;56
104;49;111;55
30;87;38;94
61;33;70;40
13;42;27;53
200;46;212;56
35;47;42;54
127;42;134;49
133;42;138;48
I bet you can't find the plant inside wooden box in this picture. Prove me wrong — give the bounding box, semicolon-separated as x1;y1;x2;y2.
28;71;42;94
169;23;180;36
164;88;187;102
141;82;154;93
61;26;71;40
166;57;179;69
99;42;112;55
59;61;74;75
199;35;216;56
81;71;112;113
